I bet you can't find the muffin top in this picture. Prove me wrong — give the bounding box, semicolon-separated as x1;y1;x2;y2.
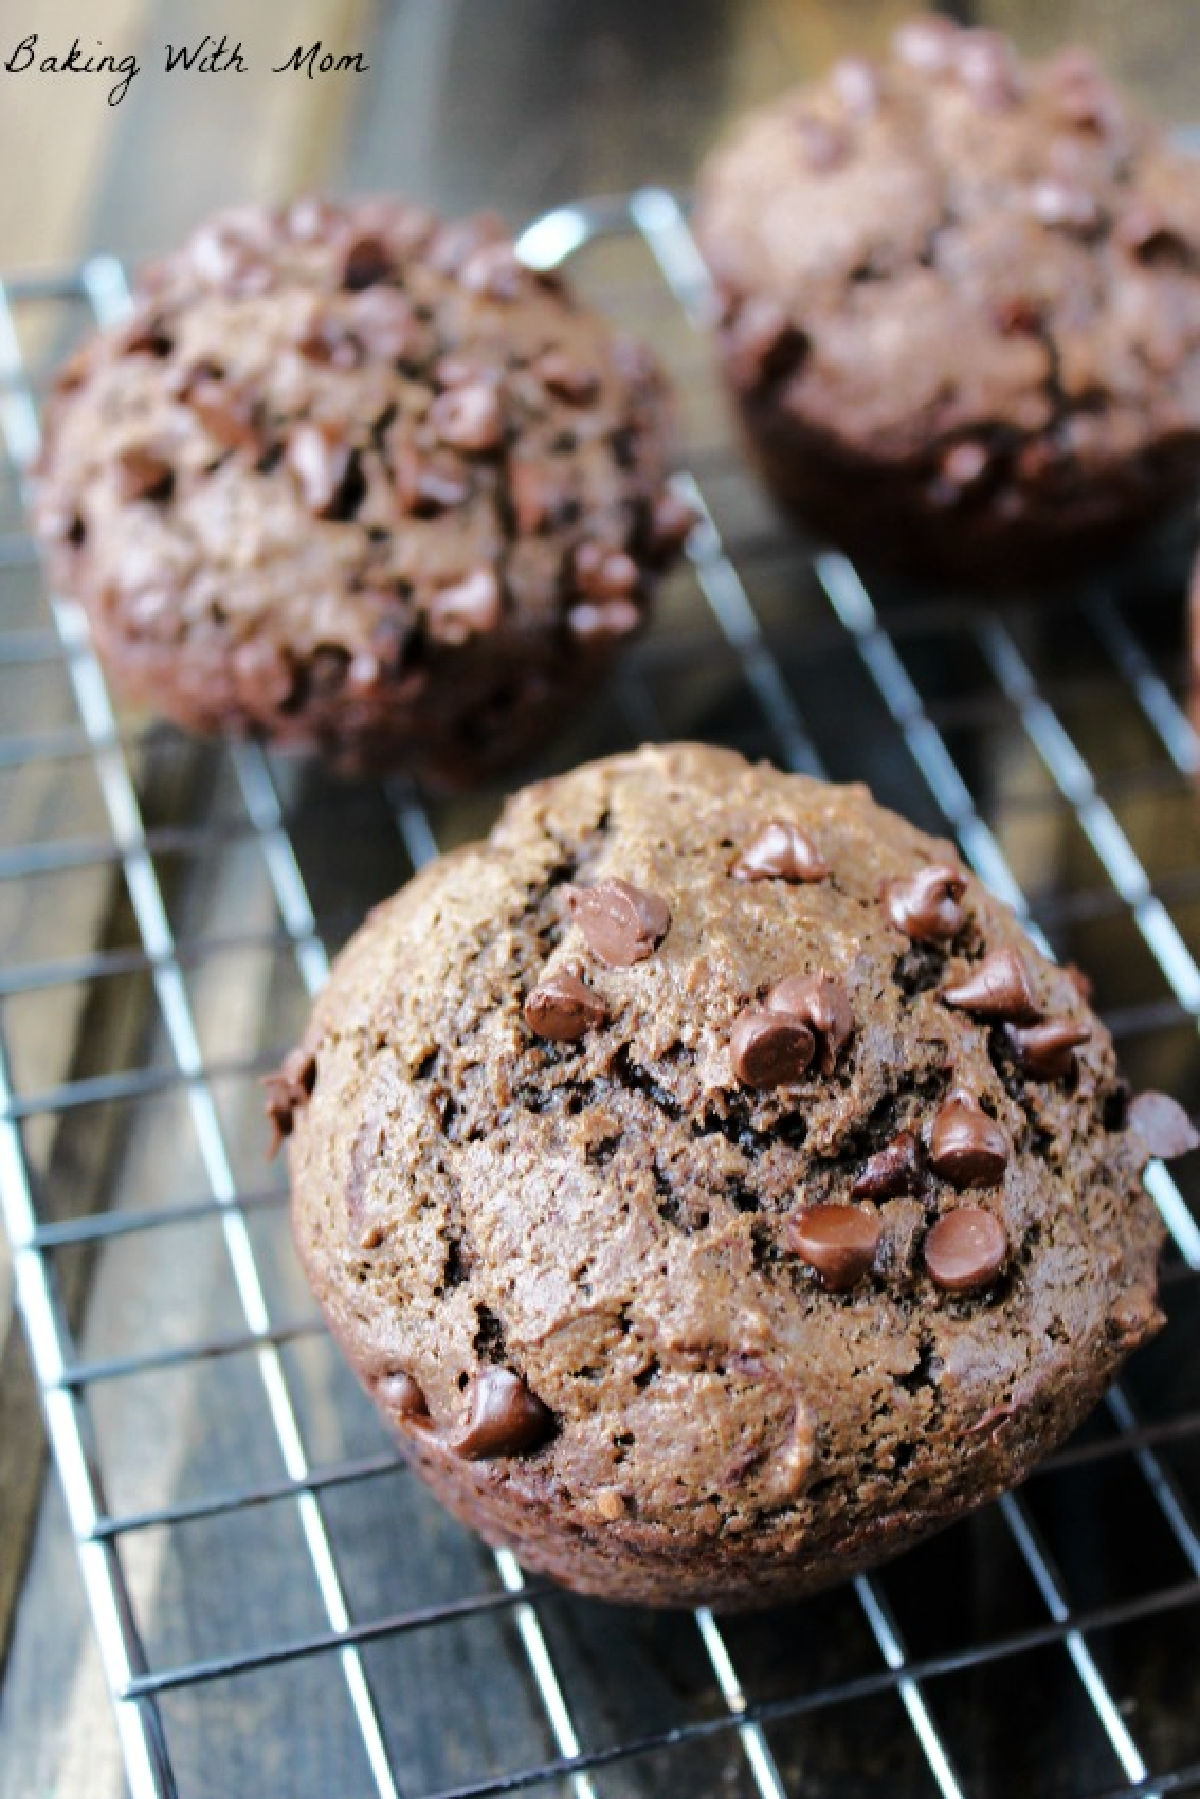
695;16;1200;462
33;197;687;682
286;744;1183;1544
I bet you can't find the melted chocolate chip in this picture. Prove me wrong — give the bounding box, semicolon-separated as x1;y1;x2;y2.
524;970;606;1041
429;381;505;453
942;948;1040;1023
536;351;600;404
928;1092;1009;1189
924;1207;1007;1293
262;1047;317;1155
733;821;828;884
187;378;259;453
1128;1091;1200;1161
725;295;809;390
565;879;670;967
372;1370;429;1420
342;234;394;289
575;543;641;600
287;423;352;517
115;447;174;505
883;863;967;941
730;1008;816;1088
785;1204;881;1291
455;1367;555;1459
765;973;853;1075
852;1130;919;1200
427;569;503;645
1006;1019;1090;1081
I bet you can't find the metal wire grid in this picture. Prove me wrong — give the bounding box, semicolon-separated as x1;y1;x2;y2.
0;191;1197;1799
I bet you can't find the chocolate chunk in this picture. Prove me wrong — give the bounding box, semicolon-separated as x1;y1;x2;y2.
730;1008;816;1087
287;423;352;517
1128;1091;1200;1161
565;879;671;966
429;381;505;453
942;948;1040;1023
524;970;606;1041
733;821;828;884
929;1092;1009;1189
924;1207;1007;1293
883;862;966;940
263;1046;317;1155
725;296;808;390
575;543;641;600
427;568;502;645
536;351;600;404
1006;1019;1090;1081
1030;179;1102;234
765;973;853;1074
393;442;470;516
785;1203;881;1291
372;1370;429;1420
348;287;419;361
115;447;173;505
832;56;880;117
852;1130;919;1200
892;15;959;74
566;599;641;641
456;1367;555;1459
460;242;524;301
342;234;394;290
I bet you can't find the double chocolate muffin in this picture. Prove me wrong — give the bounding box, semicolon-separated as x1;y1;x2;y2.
284;743;1192;1609
33;198;690;784
695;17;1200;583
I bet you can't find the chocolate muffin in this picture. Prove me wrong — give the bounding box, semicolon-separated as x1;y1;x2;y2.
283;743;1192;1608
694;17;1200;583
32;198;690;784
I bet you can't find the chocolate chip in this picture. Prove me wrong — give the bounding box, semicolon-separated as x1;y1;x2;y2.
393;442;470;516
566;599;642;641
565;879;670;967
928;1092;1009;1189
730;1008;816;1088
115;447;173;505
342;234;394;289
765;973;853;1075
924;1207;1007;1293
118;313;173;359
993;295;1042;336
725;296;808;390
942;948;1040;1023
892;15;959;74
459;242;524;300
287;423;352;517
785;1204;881;1291
1006;1019;1090;1081
296;316;363;370
852;1130;920;1200
524;970;606;1041
427;568;502;645
1128;1091;1200;1161
536;351;600;404
262;1047;317;1155
1030;179;1102;234
575;543;641;600
372;1370;429;1420
883;862;966;941
733;821;828;884
348;287;419;361
455;1367;555;1459
1117;202;1192;266
832;56;881;117
429;381;505;453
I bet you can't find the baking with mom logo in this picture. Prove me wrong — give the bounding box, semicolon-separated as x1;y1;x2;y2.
3;31;368;107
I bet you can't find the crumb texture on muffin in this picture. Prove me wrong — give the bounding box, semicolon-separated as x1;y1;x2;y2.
287;743;1177;1607
33;198;690;783
695;18;1200;578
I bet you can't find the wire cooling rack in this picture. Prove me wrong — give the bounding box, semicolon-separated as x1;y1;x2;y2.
1;190;1200;1799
